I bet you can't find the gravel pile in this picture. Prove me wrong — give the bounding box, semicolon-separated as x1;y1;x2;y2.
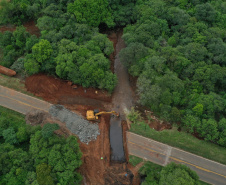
49;105;100;144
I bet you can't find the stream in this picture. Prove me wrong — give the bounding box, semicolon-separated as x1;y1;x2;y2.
110;30;135;162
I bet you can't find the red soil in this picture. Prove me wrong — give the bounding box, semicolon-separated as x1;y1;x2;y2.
0;65;16;76
25;74;112;105
79;115;111;185
0;20;40;37
135;105;172;131
108;31;118;73
25;74;132;185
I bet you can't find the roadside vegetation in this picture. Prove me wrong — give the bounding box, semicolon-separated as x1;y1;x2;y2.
129;155;143;167
0;106;82;184
128;109;226;165
0;74;37;96
129;155;208;185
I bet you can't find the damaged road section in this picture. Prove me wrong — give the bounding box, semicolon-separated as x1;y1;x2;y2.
49;105;100;144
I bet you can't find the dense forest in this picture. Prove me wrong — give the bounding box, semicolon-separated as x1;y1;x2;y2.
0;107;82;184
0;0;226;152
119;0;226;146
0;0;123;93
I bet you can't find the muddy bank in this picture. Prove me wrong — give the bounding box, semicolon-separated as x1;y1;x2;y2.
111;30;135;118
25;74;111;105
109;30;135;162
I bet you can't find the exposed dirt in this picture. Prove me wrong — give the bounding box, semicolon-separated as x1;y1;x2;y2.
25;109;75;138
122;120;129;162
25;109;49;125
0;20;40;37
79;115;133;185
135;104;172;131
128;162;145;185
79;115;111;185
128;75;138;94
25;74;111;106
192;132;204;140
0;65;16;76
110;30;136;118
108;31;118;73
21;29;170;184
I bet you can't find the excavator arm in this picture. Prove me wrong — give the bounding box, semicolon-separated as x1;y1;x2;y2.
95;111;119;117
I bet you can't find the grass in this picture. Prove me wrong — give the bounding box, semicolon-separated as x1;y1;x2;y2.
0;105;25;122
130;122;226;165
0;74;40;98
129;155;144;166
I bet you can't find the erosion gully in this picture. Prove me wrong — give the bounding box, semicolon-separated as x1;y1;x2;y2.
110;30;135;162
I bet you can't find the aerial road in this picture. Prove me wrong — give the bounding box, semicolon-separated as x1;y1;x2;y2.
127;132;226;185
1;85;226;185
0;85;51;114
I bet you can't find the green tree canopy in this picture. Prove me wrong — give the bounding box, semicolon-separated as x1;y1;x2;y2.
67;0;114;27
32;39;53;64
41;123;60;139
3;127;18;145
36;163;54;185
159;163;199;185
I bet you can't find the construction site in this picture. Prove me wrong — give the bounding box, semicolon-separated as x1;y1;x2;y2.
0;23;171;185
24;30;138;184
1;0;226;184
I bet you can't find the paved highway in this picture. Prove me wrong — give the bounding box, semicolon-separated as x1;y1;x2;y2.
127;132;226;185
0;85;51;114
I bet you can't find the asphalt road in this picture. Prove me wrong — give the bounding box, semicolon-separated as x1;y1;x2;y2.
127;132;226;185
0;85;51;114
1;85;226;184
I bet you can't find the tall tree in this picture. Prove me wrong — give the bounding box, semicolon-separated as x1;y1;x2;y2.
67;0;114;27
159;163;199;185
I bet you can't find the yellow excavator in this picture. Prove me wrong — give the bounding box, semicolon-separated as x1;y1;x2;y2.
86;109;120;121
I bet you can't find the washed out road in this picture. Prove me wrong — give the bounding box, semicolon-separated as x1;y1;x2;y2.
127;132;226;185
0;85;51;114
1;84;226;184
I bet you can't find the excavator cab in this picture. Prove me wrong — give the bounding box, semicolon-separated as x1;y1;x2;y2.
86;109;119;121
86;110;97;120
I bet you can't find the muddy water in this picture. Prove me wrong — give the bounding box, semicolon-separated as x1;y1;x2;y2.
110;30;135;162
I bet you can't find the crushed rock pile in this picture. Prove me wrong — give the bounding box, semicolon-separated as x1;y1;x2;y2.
49;105;100;144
